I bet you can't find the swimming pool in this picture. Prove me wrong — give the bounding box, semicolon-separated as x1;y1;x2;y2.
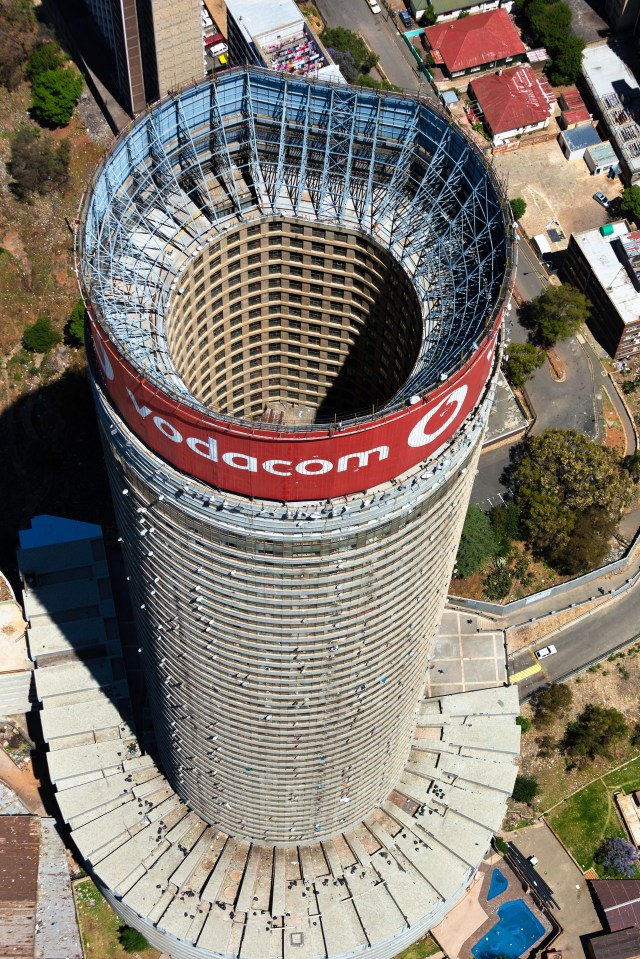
472;898;545;959
487;868;509;901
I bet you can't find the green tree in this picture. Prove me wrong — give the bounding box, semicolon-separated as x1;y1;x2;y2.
31;66;83;127
509;197;527;220
26;42;64;81
9;125;70;199
504;342;545;389
512;774;539;804
321;27;378;75
620;185;640;226
422;4;437;25
531;284;591;346
454;505;496;577
513;429;633;572
119;925;150;952
65;299;85;346
22;316;61;352
563;704;628;761
547;34;584;86
516;716;532;733
533;682;572;725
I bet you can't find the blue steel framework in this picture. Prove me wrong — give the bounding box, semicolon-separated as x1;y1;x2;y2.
77;66;513;429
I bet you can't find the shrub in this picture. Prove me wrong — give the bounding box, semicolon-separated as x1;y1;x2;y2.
631;723;640;748
516;716;532;733
510;197;526;220
595;838;637;878
22;317;61;353
536;734;556;758
31;66;83;127
9;125;70;199
482;564;513;601
65;299;85;346
26;42;64;81
119;925;150;952
512;775;539;804
533;683;572;725
494;835;508;854
563;704;628;761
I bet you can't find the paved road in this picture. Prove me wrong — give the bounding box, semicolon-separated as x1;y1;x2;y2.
315;0;424;93
510;589;640;699
527;335;600;440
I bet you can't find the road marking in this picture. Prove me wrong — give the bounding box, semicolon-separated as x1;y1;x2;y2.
510;663;542;684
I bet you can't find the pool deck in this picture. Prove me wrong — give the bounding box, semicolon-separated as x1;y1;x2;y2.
432;853;551;959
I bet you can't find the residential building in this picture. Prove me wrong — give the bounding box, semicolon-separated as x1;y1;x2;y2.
563;222;640;359
470;64;555;145
582;44;640;185
558;124;601;160
225;0;342;82
424;8;526;79
411;0;513;22
585;141;619;175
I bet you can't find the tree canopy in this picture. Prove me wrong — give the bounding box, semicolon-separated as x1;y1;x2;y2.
503;342;545;389
22;316;61;352
513;429;633;572
530;284;591;346
9;125;70;199
518;0;584;84
563;704;628;760
533;682;572;725
595;838;638;878
455;505;496;578
620;185;640;226
65;299;85;346
26;41;64;81
512;774;539;804
509;197;527;220
31;66;83;127
321;27;378;76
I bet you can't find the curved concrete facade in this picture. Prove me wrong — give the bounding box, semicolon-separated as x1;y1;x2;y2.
94;366;492;841
76;66;516;955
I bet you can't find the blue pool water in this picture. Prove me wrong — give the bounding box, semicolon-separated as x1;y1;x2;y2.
472;899;545;959
487;868;509;901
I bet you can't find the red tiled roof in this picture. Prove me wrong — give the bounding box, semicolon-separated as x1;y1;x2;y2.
470;64;554;135
591;880;640;932
424;9;525;74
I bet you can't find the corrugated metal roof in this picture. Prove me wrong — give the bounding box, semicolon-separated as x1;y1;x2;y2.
0;816;39;959
560;124;601;151
425;9;525;73
470;65;555;135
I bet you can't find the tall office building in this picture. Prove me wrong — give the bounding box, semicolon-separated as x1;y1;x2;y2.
77;68;517;956
79;0;204;114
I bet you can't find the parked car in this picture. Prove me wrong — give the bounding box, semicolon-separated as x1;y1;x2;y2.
399;10;412;27
368;0;382;13
536;645;557;659
593;191;610;209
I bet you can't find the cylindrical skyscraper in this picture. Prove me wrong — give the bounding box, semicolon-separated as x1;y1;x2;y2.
78;68;513;850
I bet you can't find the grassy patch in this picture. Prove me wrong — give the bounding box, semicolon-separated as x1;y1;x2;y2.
547;781;626;872
394;934;441;959
74;879;159;959
603;757;640;794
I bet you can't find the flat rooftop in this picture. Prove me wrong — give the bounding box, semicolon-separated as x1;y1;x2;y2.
582;44;640;179
573;221;640;328
226;0;303;43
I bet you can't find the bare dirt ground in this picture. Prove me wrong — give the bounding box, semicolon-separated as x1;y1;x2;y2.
493;134;623;244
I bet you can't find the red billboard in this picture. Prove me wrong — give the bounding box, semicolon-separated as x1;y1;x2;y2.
91;317;500;501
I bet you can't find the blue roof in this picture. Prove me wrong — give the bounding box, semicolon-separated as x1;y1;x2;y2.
441;90;459;104
19;515;103;549
561;125;600;151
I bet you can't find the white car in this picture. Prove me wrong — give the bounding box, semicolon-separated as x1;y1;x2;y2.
368;0;382;12
536;645;557;659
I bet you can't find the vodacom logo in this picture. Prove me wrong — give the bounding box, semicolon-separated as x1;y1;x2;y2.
93;329;114;381
407;385;468;448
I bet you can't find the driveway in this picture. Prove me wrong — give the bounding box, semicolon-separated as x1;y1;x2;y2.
508;821;602;959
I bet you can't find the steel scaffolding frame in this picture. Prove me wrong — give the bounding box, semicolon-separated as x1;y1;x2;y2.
77;66;514;429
